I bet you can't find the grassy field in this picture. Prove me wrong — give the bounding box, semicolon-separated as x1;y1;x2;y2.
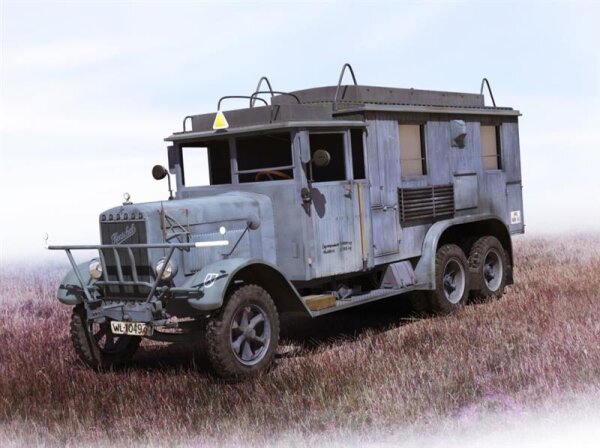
1;235;599;446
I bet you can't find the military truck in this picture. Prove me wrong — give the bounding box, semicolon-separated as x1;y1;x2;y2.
49;64;524;380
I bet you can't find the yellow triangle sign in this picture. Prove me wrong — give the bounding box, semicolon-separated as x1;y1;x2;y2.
213;110;229;130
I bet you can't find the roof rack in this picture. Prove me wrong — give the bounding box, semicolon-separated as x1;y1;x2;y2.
183;75;306;131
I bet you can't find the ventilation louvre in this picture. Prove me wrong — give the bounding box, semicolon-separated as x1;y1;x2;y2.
399;185;455;223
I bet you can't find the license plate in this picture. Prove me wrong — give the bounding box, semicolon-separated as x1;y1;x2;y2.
110;321;151;336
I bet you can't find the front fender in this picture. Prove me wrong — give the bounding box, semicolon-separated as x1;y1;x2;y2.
181;258;262;311
181;258;307;313
57;261;91;305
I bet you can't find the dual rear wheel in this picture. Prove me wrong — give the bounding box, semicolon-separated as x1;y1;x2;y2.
414;236;508;314
468;236;508;300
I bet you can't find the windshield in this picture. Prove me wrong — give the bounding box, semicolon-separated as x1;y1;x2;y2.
181;140;231;186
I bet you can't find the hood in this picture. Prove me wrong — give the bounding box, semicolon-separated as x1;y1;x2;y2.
99;191;276;274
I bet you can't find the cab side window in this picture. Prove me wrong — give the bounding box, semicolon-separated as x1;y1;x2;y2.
309;133;346;182
236;133;293;183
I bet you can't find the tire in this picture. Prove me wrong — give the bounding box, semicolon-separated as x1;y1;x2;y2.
412;244;470;314
468;236;508;300
206;284;280;381
459;236;478;258
70;304;141;369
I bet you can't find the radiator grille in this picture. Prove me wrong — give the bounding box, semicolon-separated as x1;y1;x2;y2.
399;185;455;223
100;219;150;298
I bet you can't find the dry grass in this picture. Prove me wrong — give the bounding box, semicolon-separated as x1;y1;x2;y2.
1;235;599;446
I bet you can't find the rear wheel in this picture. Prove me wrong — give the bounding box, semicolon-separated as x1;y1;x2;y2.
412;244;470;314
468;236;508;300
206;284;279;381
70;304;141;369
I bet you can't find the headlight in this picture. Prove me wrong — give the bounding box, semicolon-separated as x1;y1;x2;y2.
88;259;103;280
155;258;176;281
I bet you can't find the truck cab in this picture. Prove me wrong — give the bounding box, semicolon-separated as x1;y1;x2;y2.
51;65;524;380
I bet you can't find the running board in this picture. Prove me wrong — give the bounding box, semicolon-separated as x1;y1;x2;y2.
303;285;421;317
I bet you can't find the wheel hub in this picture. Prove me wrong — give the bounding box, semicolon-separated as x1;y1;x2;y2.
442;258;466;304
443;274;457;293
483;249;503;291
230;304;271;366
484;264;495;281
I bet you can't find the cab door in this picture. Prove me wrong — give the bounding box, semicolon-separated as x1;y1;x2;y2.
306;131;368;278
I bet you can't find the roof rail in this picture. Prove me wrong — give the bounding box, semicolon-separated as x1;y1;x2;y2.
183;115;193;132
251;90;301;104
480;78;497;107
333;63;358;111
218;95;268;111
183;95;271;132
251;76;274;107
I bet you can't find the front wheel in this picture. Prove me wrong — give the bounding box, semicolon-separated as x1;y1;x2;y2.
205;284;280;381
70;304;141;369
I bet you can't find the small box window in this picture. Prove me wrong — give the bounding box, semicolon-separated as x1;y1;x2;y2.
350;129;366;180
481;125;502;170
399;124;426;176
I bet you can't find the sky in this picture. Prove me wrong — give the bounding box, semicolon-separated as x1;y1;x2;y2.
1;0;599;263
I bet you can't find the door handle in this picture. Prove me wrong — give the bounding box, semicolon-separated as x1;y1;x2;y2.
301;187;312;204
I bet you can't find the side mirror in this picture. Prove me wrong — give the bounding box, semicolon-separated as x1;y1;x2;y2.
152;164;174;200
152;165;168;180
312;149;331;168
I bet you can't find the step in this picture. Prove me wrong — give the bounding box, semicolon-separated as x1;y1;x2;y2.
302;294;337;311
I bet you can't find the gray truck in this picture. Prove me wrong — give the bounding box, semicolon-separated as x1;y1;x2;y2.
50;65;524;380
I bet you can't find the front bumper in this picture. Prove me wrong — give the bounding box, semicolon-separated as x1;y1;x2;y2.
49;241;227;323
